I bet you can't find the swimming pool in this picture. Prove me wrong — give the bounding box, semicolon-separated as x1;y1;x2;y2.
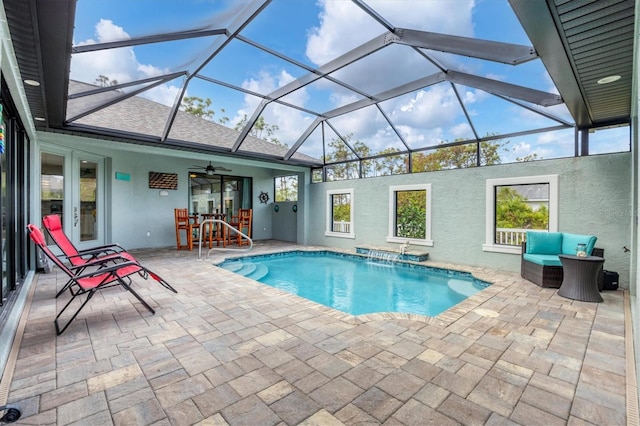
218;251;490;317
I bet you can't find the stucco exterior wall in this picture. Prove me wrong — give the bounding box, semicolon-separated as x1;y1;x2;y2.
36;133;303;249
308;153;632;286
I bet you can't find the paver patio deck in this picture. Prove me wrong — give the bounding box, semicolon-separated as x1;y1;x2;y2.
0;241;632;425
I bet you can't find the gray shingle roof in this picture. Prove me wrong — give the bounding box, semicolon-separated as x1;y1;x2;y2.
67;80;319;165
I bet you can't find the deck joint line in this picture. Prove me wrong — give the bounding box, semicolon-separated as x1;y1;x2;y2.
625;290;639;426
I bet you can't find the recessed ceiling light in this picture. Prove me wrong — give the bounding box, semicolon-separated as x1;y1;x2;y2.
597;75;621;84
24;79;40;86
34;117;45;121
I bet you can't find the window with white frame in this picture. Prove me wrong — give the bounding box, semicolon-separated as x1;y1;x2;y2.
387;184;432;246
274;175;298;202
325;189;355;238
484;175;558;254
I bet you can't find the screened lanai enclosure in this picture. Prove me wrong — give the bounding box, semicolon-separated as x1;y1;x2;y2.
7;0;632;182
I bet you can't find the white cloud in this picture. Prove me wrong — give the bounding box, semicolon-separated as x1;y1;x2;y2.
392;85;460;128
71;19;181;106
450;122;473;139
237;69;313;146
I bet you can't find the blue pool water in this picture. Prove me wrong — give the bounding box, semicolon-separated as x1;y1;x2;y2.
218;251;490;317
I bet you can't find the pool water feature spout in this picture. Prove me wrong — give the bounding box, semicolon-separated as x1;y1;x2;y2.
367;250;400;263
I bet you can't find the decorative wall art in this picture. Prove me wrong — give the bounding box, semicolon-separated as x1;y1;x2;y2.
259;191;270;204
149;172;178;190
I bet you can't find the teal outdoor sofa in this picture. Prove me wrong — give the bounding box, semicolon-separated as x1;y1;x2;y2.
521;231;604;288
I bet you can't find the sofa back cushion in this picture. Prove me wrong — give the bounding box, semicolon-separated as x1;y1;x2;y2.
561;233;597;255
526;231;562;254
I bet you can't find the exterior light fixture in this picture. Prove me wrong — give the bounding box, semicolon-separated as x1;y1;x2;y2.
24;79;40;86
34;117;45;121
597;75;621;84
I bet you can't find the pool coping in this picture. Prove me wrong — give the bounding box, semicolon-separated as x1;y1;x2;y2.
211;246;514;328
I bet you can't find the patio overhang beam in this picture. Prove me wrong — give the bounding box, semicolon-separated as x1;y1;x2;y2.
234;34;377;102
324;120;362;160
446;71;563;106
376;104;412;152
451;83;480;141
194;74;323;117
231;99;268;152
71;29;228;53
323;72;446;119
264;33;391;103
68;72;187;100
161;0;272;142
318;123;573;168
231;29;392;153
494;94;574;126
323;149;411;167
284;118;323;160
66;76;180;123
394;28;538;65
352;0;395;32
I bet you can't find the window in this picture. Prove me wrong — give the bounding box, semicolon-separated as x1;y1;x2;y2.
325;189;354;238
387;184;432;246
484;175;558;254
274;175;298;201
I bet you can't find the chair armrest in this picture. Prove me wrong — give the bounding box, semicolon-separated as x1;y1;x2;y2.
592;247;604;257
77;244;126;256
73;261;139;279
67;253;135;271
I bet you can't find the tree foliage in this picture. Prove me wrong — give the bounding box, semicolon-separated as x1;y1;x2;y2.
180;96;229;124
332;194;351;223
94;75;118;87
412;138;505;172
323;134;369;180
323;134;507;180
496;187;548;229
516;153;539;162
395;190;426;239
235;115;282;146
275;175;298;202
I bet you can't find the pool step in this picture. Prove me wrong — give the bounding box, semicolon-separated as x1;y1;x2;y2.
447;279;478;297
247;263;269;281
220;261;244;273
220;261;269;281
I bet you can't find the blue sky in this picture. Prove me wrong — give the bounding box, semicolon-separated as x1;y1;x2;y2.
70;0;629;162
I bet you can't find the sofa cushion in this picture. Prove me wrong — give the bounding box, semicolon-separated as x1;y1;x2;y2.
561;233;597;255
526;231;562;255
523;253;563;267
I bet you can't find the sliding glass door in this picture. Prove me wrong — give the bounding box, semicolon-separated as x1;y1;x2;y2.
189;173;252;221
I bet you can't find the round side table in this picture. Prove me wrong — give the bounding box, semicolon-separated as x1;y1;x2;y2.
557;255;605;302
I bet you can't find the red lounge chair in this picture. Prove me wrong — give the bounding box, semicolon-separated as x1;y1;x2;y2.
28;224;175;334
41;214;176;296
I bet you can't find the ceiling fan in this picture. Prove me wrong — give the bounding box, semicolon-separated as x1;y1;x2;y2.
189;161;232;176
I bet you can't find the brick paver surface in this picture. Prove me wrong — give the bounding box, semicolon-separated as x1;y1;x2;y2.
6;242;628;425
